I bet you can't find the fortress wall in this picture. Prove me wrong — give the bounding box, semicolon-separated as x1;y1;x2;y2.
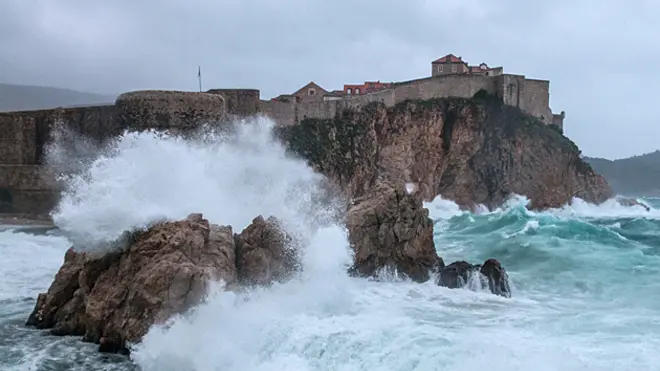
263;75;496;126
1;91;229;215
297;100;341;121
207;89;260;116
392;75;495;101
495;74;525;108
0;165;58;213
0;105;117;166
290;75;494;124
519;79;551;124
260;100;296;126
0;165;55;190
552;112;565;130
115;90;226;130
0;112;37;165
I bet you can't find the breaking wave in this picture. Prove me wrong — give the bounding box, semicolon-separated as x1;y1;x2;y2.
45;117;341;250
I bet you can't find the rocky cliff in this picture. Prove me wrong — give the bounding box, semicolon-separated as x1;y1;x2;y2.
277;94;613;210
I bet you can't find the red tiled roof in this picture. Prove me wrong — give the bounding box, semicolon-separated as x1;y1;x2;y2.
432;54;464;64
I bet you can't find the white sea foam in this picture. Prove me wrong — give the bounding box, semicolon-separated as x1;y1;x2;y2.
46;116;339;250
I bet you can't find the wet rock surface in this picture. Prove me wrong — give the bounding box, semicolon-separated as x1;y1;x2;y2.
26;213;300;353
346;180;441;282
436;258;511;298
234;215;301;286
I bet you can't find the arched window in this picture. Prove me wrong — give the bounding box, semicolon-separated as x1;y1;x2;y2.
355;88;361;95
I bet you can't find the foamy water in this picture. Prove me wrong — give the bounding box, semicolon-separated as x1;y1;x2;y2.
1;117;659;370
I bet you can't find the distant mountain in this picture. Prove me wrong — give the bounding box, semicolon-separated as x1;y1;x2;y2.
584;150;660;197
0;83;116;112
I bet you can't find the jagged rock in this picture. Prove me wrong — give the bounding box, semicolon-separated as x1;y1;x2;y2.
436;261;476;289
26;213;237;353
346;181;441;282
234;215;301;286
436;259;512;298
278;98;613;210
480;258;511;298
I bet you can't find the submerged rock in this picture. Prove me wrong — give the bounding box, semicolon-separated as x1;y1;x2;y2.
346;180;441;282
26;213;244;353
234;215;301;286
436;258;512;298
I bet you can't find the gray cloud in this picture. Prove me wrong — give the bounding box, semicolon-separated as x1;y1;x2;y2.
1;0;658;159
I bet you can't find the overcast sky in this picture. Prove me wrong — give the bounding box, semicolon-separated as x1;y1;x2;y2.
1;0;658;159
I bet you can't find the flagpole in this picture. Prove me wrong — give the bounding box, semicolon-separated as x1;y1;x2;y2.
198;66;201;92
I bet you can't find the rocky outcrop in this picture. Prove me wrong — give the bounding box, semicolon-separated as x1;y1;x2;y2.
346;180;441;282
436;259;511;298
234;215;300;286
278;96;613;210
26;213;298;353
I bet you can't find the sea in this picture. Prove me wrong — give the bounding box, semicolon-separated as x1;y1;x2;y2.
0;117;658;371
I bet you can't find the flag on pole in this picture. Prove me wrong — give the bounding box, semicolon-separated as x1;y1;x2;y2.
197;66;202;92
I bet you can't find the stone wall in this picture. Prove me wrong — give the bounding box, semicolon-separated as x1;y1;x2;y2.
207;89;260;116
0;105;118;166
0;165;57;213
115;91;226;130
553;112;565;130
0;90;229;215
260;100;296;126
520;79;551;124
262;75;496;126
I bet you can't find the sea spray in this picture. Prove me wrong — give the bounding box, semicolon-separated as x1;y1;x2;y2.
45;116;344;251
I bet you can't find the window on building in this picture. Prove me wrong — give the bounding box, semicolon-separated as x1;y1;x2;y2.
308;88;316;96
451;64;457;73
347;88;352;95
438;65;443;72
355;88;361;95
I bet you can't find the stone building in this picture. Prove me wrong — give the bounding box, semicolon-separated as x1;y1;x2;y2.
291;81;328;103
343;81;392;96
431;54;503;77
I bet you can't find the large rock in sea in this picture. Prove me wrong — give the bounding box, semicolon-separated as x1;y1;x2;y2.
346;180;442;282
277;96;613;210
436;259;512;298
234;215;301;286
26;213;297;353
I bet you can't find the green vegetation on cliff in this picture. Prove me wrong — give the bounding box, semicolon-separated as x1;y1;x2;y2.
275;104;379;188
585;151;660;196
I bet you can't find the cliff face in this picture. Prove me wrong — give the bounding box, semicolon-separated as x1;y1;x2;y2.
277;95;612;210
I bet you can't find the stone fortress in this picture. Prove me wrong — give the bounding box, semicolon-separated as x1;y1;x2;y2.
0;53;564;215
260;54;565;129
